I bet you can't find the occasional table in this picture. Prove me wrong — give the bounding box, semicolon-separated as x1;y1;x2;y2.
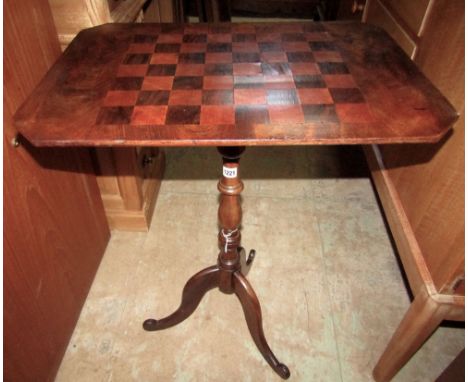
14;21;457;379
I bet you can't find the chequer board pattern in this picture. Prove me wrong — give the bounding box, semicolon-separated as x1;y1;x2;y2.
96;23;374;126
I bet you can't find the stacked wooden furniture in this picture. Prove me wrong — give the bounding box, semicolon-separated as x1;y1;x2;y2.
363;1;464;381
49;0;168;230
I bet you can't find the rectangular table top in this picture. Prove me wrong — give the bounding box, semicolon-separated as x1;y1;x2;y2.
14;22;457;147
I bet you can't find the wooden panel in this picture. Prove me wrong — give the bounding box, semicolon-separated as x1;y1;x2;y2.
114;148;144;210
385;0;430;36
4;0;110;381
48;0;112;49
93;146;165;231
379;0;464;293
366;0;417;57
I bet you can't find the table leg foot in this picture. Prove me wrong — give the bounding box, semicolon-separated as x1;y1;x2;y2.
239;247;256;276
143;265;219;331
233;271;291;380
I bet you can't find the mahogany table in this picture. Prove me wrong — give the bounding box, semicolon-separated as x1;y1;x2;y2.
14;21;457;379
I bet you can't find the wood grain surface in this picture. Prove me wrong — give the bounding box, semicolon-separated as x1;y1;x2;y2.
14;22;457;147
4;0;110;380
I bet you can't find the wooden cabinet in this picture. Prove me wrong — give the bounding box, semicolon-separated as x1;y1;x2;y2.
49;0;147;50
48;0;166;231
4;0;110;380
363;1;464;381
93;147;165;231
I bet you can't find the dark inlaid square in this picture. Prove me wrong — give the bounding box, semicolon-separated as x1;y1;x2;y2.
235;105;270;125
323;74;357;88
234;75;264;89
232;33;256;42
318;62;349;75
155;43;181;53
180;43;207;53
166;105;200;124
184;25;209;34
233;52;261;63
123;54;151;65
173;76;204;89
302;104;338;122
202;90;233;105
134;34;158;43
178;53;205;64
232;42;259;52
183;34;207;43
286;52;315;63
204;63;233;75
293;75;326;88
309;41;337;51
207;43;232;52
111;77;144;90
96;107;133;125
281;33;306;42
329;88;365;103
258;42;282;52
313;51;343;62
266;89;298;105
161;24;184;34
147;64;177;76
136;90;170;105
261;63;291;76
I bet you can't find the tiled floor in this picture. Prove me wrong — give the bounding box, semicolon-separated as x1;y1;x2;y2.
56;146;464;381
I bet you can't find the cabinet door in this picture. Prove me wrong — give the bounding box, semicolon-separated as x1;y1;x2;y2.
365;0;464;293
4;1;110;381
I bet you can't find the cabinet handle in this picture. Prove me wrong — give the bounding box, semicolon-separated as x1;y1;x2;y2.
11;135;20;148
142;154;155;167
352;0;365;13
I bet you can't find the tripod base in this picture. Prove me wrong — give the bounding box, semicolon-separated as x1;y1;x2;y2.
143;248;290;380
